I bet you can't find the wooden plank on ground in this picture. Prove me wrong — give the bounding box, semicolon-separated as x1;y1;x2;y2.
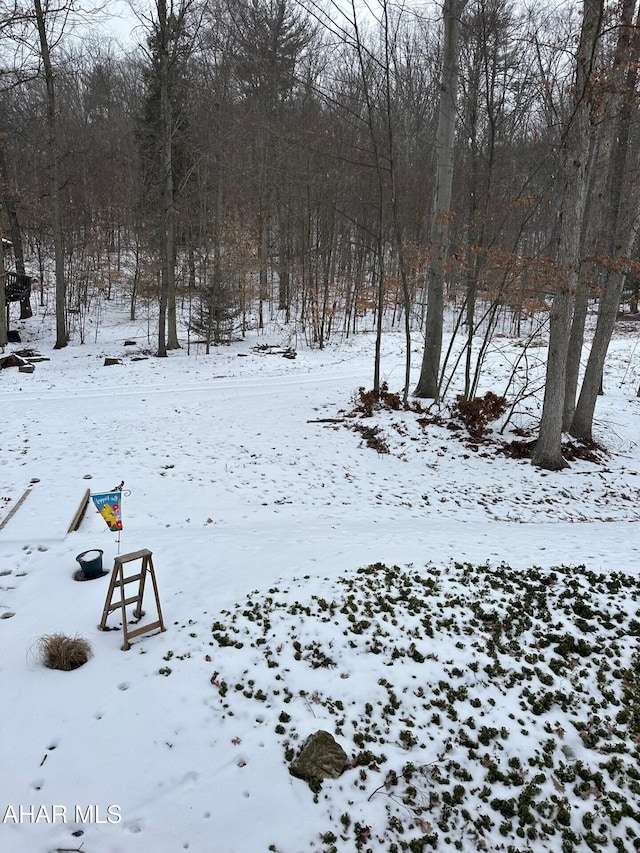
0;483;35;531
67;489;91;533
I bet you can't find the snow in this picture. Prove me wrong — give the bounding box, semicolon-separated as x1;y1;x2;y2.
77;551;103;562
0;306;639;853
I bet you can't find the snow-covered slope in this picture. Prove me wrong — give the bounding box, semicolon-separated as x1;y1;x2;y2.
1;309;639;853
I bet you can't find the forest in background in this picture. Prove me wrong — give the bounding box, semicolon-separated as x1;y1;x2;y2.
0;0;639;469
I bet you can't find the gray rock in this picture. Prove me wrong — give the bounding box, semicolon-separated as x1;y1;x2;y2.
289;730;348;781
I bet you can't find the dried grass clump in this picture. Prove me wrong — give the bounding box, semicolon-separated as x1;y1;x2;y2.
38;633;92;671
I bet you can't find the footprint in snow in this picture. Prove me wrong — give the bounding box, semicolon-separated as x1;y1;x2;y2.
181;771;200;786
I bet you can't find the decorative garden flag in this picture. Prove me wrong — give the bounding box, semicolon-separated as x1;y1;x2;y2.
91;490;123;532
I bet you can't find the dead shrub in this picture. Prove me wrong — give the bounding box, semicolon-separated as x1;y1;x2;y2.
499;437;606;463
562;439;606;462
351;383;424;417
451;392;508;439
38;633;92;671
353;383;402;417
501;438;536;459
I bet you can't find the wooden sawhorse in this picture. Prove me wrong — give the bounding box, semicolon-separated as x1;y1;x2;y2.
99;548;166;650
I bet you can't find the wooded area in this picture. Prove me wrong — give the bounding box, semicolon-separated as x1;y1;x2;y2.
0;0;639;469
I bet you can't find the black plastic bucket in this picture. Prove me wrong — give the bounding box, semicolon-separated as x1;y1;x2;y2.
76;549;104;579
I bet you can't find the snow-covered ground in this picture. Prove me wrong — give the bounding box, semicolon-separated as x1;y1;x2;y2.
1;302;639;853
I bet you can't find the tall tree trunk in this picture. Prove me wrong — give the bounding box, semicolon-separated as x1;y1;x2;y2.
157;0;179;354
278;227;290;317
349;0;388;392
373;216;385;392
0;231;7;347
414;0;468;400
34;0;66;349
532;0;603;469
563;274;589;429
0;143;31;319
570;0;640;440
157;47;169;357
562;132;600;430
258;210;268;330
163;131;179;351
131;242;140;322
381;0;411;401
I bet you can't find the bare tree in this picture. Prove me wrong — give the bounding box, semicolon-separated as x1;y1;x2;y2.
532;0;604;470
570;0;640;440
138;0;198;356
230;0;314;328
0;139;31;317
0;230;7;346
414;0;468;400
32;0;67;347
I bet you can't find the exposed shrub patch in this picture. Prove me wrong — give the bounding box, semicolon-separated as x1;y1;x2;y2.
352;423;390;454
350;383;424;418
500;437;606;462
451;392;507;439
208;561;640;853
